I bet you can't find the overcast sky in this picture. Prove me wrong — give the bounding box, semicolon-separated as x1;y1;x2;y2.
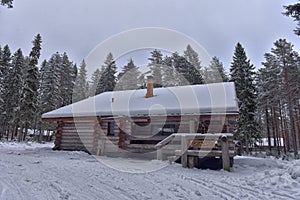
0;0;299;76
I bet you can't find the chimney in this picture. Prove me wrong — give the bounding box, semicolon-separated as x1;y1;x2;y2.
146;76;154;98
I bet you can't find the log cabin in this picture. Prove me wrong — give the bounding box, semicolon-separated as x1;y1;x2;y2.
42;79;239;161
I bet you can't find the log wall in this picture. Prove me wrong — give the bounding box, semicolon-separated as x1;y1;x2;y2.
54;119;97;153
53;114;237;155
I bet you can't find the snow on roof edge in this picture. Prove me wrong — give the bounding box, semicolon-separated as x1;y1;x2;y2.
42;82;239;119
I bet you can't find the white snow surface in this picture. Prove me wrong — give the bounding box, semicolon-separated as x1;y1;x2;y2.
42;82;239;119
1;142;300;200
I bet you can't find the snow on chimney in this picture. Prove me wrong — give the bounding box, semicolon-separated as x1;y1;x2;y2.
146;76;154;98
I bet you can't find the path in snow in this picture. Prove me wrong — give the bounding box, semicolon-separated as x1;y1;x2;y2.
0;142;299;200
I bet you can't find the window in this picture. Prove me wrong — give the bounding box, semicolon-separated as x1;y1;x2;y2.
107;122;115;136
153;124;178;136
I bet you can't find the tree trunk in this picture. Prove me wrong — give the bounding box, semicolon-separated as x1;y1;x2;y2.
271;107;277;155
265;107;272;153
284;67;298;158
279;101;287;156
23;124;28;142
272;106;280;156
284;117;290;152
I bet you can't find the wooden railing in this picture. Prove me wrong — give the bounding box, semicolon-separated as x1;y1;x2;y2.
155;133;235;171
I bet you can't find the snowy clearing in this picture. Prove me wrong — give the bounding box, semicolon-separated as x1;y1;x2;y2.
0;142;300;200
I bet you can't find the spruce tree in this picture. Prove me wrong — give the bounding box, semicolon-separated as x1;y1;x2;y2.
0;45;11;138
0;46;2;121
183;44;202;71
148;49;163;87
230;42;259;154
172;52;204;85
89;68;102;97
96;53;117;94
205;56;228;83
39;53;60;112
161;55;177;87
20;34;42;140
6;49;24;140
117;58;140;90
73;60;88;102
60;52;75;106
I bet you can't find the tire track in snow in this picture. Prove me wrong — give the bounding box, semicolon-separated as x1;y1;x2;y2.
0;181;8;199
40;160;137;200
148;170;221;199
209;176;296;200
0;157;35;200
218;179;287;200
0;176;28;200
185;176;240;200
199;177;261;199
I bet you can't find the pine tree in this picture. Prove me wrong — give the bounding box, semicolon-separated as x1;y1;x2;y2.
117;58;140;90
283;2;300;36
257;39;300;158
268;39;299;158
148;49;163;87
205;56;228;83
20;34;42;140
230;42;259;154
73;60;88;102
258;53;284;156
96;53;117;94
1;0;13;8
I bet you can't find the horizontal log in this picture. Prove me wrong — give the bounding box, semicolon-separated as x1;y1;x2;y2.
127;135;167;141
62;132;94;136
63;121;96;125
61;139;93;144
62;129;94;134
62;128;95;131
62;137;94;141
126;144;156;150
62;126;95;130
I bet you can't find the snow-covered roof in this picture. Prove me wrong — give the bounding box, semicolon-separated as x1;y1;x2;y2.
42;82;239;119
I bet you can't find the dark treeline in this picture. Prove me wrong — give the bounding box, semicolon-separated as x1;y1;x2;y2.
0;35;299;159
0;1;299;158
0;41;226;142
0;34;42;142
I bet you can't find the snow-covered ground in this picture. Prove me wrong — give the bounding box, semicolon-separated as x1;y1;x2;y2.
0;142;299;200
